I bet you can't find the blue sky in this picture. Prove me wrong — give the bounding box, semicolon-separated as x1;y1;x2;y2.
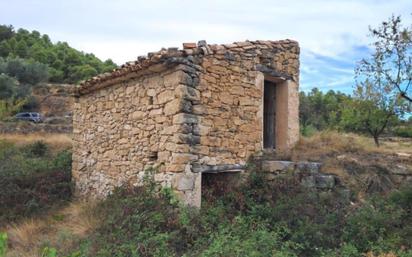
1;0;411;93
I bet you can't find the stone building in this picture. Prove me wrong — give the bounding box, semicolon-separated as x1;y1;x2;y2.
72;39;300;207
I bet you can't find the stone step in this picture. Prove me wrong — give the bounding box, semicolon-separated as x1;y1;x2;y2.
260;160;322;174
301;174;336;189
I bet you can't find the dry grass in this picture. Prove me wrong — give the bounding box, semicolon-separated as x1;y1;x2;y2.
291;131;412;161
4;201;99;257
289;131;412;196
0;133;72;152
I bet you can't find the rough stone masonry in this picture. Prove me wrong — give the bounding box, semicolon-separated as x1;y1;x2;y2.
72;39;300;207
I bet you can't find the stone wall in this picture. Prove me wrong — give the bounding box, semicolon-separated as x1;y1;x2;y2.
73;66;199;198
193;40;300;167
73;40;300;206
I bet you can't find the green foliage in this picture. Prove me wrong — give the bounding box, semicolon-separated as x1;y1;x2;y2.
0;73;18;100
299;87;406;144
0;24;117;83
23;140;49;157
0;57;48;85
299;88;353;132
394;126;412;138
343;197;406;252
41;247;58;257
340;97;399;146
0;141;72;224
350;15;412;145
0;97;28;121
0;233;6;257
0;58;47;119
300;124;318;137
62;171;412;257
0;25;13;41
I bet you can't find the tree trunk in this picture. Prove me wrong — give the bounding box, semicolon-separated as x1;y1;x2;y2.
373;135;380;147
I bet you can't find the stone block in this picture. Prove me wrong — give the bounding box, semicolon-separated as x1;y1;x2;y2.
149;108;163;116
171;133;200;145
131;111;145;120
315;175;335;189
261;160;294;172
157;90;174;104
173;113;198;124
183;43;197;49
301;175;316;188
166;164;186;173
147;89;156;97
175;84;200;101
164;99;191;116
296;162;321;174
192;105;206;115
193;125;210;136
171;153;198;164
165;142;190;152
164;70;193;87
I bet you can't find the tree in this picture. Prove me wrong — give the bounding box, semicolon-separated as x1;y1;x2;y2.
0;57;48;85
15;40;28;58
0;74;17;100
299;88;352;133
352;53;406;146
0;25;14;41
340;96;399;147
361;15;412;103
0;25;117;83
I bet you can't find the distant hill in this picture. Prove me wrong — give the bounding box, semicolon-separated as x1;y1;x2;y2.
0;24;117;83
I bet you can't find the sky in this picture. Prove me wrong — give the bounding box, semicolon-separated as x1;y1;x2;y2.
1;0;411;93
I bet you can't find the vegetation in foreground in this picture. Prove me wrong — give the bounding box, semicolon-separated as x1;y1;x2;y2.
3;172;410;257
0;134;410;257
0;140;72;225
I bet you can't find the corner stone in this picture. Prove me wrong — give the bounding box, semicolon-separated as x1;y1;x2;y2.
173;113;198;124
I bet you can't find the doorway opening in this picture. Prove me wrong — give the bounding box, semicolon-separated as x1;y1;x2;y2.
263;80;276;149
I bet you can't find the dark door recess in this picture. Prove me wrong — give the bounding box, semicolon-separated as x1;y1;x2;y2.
263;81;276;149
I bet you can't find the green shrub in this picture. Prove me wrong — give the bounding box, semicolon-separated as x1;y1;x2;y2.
0;141;72;224
41;247;57;257
23;140;49;157
300;124;318;137
73;174;412;257
0;233;6;257
394;126;412;138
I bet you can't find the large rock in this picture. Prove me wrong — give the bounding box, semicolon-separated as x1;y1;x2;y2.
261;160;294;172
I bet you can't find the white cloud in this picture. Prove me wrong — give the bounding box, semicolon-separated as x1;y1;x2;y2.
1;0;411;91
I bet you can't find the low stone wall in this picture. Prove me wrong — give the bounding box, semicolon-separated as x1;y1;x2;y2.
261;160;339;190
0;122;72;134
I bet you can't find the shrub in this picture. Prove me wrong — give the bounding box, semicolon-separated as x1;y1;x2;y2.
23;140;49;157
72;173;412;257
0;233;6;257
0;141;72;224
393;126;412;138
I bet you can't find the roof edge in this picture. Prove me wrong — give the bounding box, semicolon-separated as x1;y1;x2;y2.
74;39;299;96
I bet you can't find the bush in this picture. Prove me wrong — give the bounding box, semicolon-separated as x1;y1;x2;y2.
393;126;412;138
22;140;49;157
0;141;72;224
300;124;318;137
0;233;6;257
66;173;412;257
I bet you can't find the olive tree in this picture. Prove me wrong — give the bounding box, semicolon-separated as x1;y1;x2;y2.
350;15;411;146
